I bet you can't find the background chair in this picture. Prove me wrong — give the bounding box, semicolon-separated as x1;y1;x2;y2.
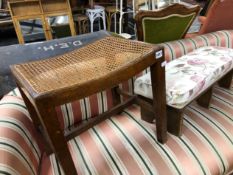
198;0;233;35
135;3;200;44
8;0;76;44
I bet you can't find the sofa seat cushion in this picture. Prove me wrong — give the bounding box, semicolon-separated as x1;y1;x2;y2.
134;46;233;108
41;81;233;175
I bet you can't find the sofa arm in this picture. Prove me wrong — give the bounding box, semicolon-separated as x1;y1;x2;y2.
161;30;233;62
0;94;43;175
198;16;207;25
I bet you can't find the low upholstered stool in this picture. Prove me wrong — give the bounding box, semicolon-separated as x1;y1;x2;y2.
11;36;167;175
135;46;233;136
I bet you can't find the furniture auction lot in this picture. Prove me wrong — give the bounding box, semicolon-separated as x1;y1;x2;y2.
0;30;232;174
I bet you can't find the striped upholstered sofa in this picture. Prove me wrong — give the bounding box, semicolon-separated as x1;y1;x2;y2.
0;30;233;175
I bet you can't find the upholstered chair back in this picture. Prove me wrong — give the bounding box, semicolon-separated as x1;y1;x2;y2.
135;3;200;44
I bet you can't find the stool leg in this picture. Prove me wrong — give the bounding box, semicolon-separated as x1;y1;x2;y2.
150;60;167;143
167;106;183;136
111;86;121;106
218;69;233;89
18;86;41;130
114;13;117;33
196;87;213;108
139;99;183;137
119;0;123;34
107;12;111;31
90;18;94;33
82;21;85;34
36;103;77;175
102;11;106;30
119;14;123;34
98;18;101;30
110;12;117;32
141;106;154;123
18;87;54;155
87;12;94;33
84;20;89;33
78;21;82;34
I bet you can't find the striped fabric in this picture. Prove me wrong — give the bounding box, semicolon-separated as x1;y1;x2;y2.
55;89;114;130
42;81;233;175
9;31;233;131
0;95;43;175
2;30;233;174
162;30;233;62
55;30;233;130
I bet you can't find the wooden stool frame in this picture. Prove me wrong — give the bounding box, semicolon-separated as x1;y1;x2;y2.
8;0;76;44
11;37;167;175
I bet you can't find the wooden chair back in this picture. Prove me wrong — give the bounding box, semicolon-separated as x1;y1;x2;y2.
135;3;200;44
8;0;76;44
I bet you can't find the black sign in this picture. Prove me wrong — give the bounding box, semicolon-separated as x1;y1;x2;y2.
0;31;111;96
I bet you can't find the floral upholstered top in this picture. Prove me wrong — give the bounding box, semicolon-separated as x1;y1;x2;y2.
134;46;233;109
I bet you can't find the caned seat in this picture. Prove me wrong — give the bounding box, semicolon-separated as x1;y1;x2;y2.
11;36;167;175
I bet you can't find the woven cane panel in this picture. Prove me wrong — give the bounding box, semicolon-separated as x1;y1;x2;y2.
13;37;154;94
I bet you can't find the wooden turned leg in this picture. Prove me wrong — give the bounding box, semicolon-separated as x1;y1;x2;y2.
218;69;233;89
196;87;213;108
141;106;154;123
167;106;183;136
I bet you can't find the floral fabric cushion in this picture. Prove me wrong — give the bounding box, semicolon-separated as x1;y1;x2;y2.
134;46;233;108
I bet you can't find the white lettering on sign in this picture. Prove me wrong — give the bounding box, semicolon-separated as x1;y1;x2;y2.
73;40;82;46
43;45;55;51
155;50;163;59
43;46;54;51
37;40;83;51
58;43;69;49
